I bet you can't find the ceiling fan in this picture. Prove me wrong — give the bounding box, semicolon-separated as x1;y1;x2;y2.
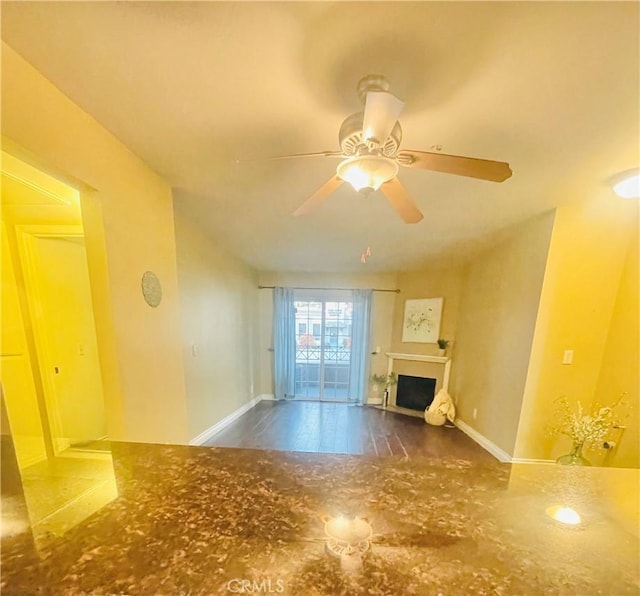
252;75;512;224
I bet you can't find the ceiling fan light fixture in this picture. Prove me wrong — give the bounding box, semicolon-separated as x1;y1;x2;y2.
337;155;399;193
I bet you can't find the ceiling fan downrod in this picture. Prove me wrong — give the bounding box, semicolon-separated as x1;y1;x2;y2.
356;74;391;104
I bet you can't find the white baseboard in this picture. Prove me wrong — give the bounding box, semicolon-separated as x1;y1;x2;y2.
455;418;513;463
190;395;263;446
511;457;555;465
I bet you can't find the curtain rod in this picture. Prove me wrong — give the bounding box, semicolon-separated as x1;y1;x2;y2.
258;285;400;293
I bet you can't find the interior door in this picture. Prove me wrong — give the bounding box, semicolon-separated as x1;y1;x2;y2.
17;227;107;453
294;300;353;401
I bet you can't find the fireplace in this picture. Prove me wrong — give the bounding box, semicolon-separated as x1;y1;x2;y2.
395;374;436;412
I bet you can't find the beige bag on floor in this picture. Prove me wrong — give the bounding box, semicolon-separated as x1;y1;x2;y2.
424;388;456;426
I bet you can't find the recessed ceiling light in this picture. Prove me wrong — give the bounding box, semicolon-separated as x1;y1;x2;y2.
611;169;640;199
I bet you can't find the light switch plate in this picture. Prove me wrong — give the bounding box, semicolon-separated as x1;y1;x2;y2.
562;350;574;365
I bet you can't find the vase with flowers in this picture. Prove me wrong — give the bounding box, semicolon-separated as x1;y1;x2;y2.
547;394;627;466
369;373;397;408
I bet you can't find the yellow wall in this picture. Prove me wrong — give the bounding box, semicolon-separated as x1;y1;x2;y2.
2;43;189;443
515;195;638;462
593;205;638;467
257;271;397;398
173;209;260;441
390;264;465;357
452;212;555;455
1;223;47;468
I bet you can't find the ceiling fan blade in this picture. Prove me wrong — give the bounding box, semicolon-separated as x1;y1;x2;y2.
362;92;405;147
397;150;512;182
293;175;344;217
380;177;424;224
235;150;343;164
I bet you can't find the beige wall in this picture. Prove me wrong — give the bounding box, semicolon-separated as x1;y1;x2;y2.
390;265;465;357
515;196;637;462
2;43;189;443
453;212;555;456
257;271;397;397
173;209;260;441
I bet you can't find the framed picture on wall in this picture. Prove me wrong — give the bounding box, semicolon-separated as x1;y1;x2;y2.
401;297;443;343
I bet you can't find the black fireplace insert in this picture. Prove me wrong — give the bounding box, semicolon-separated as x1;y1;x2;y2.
395;374;436;411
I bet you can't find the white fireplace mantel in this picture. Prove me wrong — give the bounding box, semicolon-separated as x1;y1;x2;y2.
386;352;449;364
386;352;451;393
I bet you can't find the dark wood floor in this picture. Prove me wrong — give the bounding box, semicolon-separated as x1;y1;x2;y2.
204;400;496;462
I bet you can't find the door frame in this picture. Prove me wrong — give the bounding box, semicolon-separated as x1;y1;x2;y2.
294;298;353;402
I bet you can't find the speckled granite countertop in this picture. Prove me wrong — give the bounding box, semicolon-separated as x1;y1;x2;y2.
2;442;639;595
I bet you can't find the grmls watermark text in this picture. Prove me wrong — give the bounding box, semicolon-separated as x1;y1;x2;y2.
226;578;285;593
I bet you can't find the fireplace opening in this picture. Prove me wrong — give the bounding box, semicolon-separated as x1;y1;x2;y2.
396;374;436;411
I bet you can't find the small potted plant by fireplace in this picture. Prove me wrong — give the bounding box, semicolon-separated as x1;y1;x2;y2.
436;338;448;356
369;372;397;408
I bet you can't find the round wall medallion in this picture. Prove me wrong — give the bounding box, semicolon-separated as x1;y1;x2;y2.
141;271;162;308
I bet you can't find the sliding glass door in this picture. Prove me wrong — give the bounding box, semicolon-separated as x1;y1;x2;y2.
294;300;353;401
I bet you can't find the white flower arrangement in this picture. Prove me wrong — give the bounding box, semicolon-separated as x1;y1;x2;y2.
547;394;627;451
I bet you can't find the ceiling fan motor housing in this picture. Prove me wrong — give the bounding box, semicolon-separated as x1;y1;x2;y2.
339;112;402;158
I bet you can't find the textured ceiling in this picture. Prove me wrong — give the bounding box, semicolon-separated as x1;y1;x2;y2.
2;2;638;272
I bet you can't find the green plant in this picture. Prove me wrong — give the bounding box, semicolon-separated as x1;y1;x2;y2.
437;338;448;349
369;372;397;389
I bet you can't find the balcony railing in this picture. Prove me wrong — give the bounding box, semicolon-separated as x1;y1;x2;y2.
296;347;351;363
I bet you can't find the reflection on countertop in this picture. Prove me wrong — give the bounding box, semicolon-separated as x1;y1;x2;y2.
1;441;639;595
20;449;118;546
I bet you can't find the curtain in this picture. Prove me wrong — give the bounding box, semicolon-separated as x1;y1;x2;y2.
273;287;296;400
348;289;373;405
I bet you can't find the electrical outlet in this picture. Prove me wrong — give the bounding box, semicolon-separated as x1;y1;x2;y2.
562;350;574;365
192;344;199;357
473;408;477;420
